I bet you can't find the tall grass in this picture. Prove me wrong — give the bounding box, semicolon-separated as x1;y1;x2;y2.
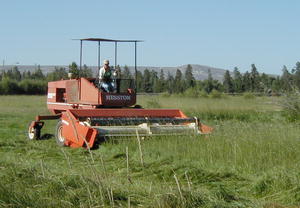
281;92;300;121
0;95;299;207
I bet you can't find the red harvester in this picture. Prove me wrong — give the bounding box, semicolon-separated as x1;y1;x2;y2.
28;38;213;148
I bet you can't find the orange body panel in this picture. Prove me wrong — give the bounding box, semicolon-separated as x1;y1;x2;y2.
47;78;136;114
79;78;99;104
61;111;98;148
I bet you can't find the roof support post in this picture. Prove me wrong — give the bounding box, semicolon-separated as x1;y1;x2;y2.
98;41;101;74
115;41;117;69
80;40;83;71
135;41;137;92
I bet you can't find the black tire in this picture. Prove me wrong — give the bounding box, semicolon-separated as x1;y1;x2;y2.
55;121;66;146
27;122;40;140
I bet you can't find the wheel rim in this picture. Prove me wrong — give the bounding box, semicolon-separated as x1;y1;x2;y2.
28;127;35;140
57;125;65;143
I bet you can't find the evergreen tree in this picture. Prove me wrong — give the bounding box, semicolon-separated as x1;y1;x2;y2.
250;64;259;92
223;70;234;93
136;71;144;92
260;73;271;92
150;70;159;92
292;62;300;89
272;76;282;92
166;72;175;94
156;69;166;92
212;80;223;92
243;71;251;91
185;64;195;88
22;71;26;80
204;69;214;93
123;65;132;79
46;67;68;81
281;65;293;91
22;71;32;80
80;64;93;78
4;70;13;79
143;69;153;93
174;69;184;93
12;66;21;81
31;65;44;79
69;62;79;78
233;67;243;93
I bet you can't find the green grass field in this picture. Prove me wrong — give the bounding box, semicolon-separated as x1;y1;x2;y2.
0;95;300;208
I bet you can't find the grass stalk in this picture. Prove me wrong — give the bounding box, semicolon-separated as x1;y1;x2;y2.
136;130;144;167
174;174;184;201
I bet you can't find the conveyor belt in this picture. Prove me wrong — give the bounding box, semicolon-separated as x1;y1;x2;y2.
87;117;197;126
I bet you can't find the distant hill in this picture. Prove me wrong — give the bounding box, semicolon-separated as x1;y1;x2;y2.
125;64;228;81
0;64;230;81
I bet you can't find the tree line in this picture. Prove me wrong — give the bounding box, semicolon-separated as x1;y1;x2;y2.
130;63;300;95
0;62;92;94
0;61;299;95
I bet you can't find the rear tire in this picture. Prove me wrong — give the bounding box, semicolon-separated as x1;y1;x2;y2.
27;122;40;140
55;121;66;146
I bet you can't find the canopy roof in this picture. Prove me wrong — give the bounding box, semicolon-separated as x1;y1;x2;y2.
73;38;143;42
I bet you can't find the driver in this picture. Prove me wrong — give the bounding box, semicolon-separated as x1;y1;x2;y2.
99;60;115;92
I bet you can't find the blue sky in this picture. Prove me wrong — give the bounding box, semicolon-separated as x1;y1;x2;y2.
0;0;299;75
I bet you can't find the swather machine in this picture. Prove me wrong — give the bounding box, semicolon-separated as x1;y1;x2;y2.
28;38;213;148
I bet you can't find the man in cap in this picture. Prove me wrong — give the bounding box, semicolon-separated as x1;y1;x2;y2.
99;59;115;92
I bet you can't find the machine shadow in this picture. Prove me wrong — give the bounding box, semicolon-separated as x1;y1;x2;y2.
39;134;54;140
91;136;124;150
89;136;107;150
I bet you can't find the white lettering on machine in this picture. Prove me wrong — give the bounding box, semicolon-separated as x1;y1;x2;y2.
106;95;131;101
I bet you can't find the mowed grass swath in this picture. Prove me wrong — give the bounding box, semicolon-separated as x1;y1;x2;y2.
1;95;300;207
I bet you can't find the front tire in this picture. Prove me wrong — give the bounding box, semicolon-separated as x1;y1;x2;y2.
55;121;66;146
27;122;40;140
